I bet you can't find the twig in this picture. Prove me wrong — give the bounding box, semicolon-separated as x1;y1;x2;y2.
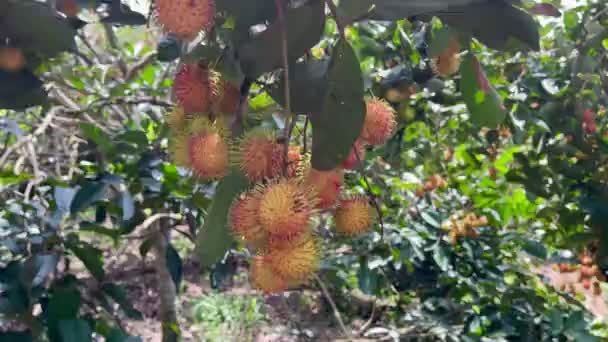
125;51;159;82
274;0;294;174
0;107;59;168
314;274;351;339
103;23;128;76
302;116;309;154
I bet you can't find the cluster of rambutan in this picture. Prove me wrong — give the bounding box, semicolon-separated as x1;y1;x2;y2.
441;212;488;245
224;96;397;293
167;62;242;181
556;254;606;296
166;56;398;293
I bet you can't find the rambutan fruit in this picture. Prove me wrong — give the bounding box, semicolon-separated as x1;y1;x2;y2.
581;255;593;266
286;146;305;178
342;141;366;170
305;168;343;210
166;107;189;132
170;118;229;180
233;128;284;182
228;190;265;243
582;278;592;290
430;40;461;78
172;63;219;114
255;178;316;241
155;0;215;39
250;256;288;294
57;0;79;17
0;47;25;72
361;97;397;146
265;238;320;285
334;195;376;236
213;80;241;115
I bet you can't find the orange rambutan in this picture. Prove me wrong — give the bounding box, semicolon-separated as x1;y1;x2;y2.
172;63;219;114
361;97;397;146
170;118;229;180
233;128;284;182
286;146;306;178
430;40;461;78
265;238;320;285
342;140;366;170
155;0;215;39
0;47;25;72
228;190;265;243
250;256;289;294
305;168;343;210
334;195;376;236
255;178;316;241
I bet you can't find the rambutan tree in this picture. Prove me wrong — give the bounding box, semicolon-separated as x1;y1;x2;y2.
1;0;608;341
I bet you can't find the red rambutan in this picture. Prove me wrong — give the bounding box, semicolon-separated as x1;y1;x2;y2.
155;0;215;39
172;63;219;114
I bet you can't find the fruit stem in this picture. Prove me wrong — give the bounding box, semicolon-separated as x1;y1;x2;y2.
274;0;294;175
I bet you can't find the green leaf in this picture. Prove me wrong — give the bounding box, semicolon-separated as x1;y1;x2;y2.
1;0;76;58
79;123;114;155
70;182;108;215
0;332;32;342
428;26;456;58
433;243;450;272
310;39;365;170
107;329;142;342
521;239;547;259
0;70;48;110
238;0;325;79
0;170;32;186
65;240;105;281
195;170;249;267
357;258;379;295
459;53;506;128
359;1;540;51
166;244;183;290
270;60;329;114
58;320;92;342
101;283;143;320
433;2;540;51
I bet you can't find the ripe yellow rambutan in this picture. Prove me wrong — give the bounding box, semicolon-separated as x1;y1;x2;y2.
172;63;219;114
166;107;189;132
265;237;320;285
342;140;366;170
334;195;376;236
170;118;229;180
0;47;25;72
305;168;343;210
430;40;461;78
155;0;215;39
228;190;266;243
233;128;284;182
250;256;289;294
361;97;397;146
255;178;316;241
